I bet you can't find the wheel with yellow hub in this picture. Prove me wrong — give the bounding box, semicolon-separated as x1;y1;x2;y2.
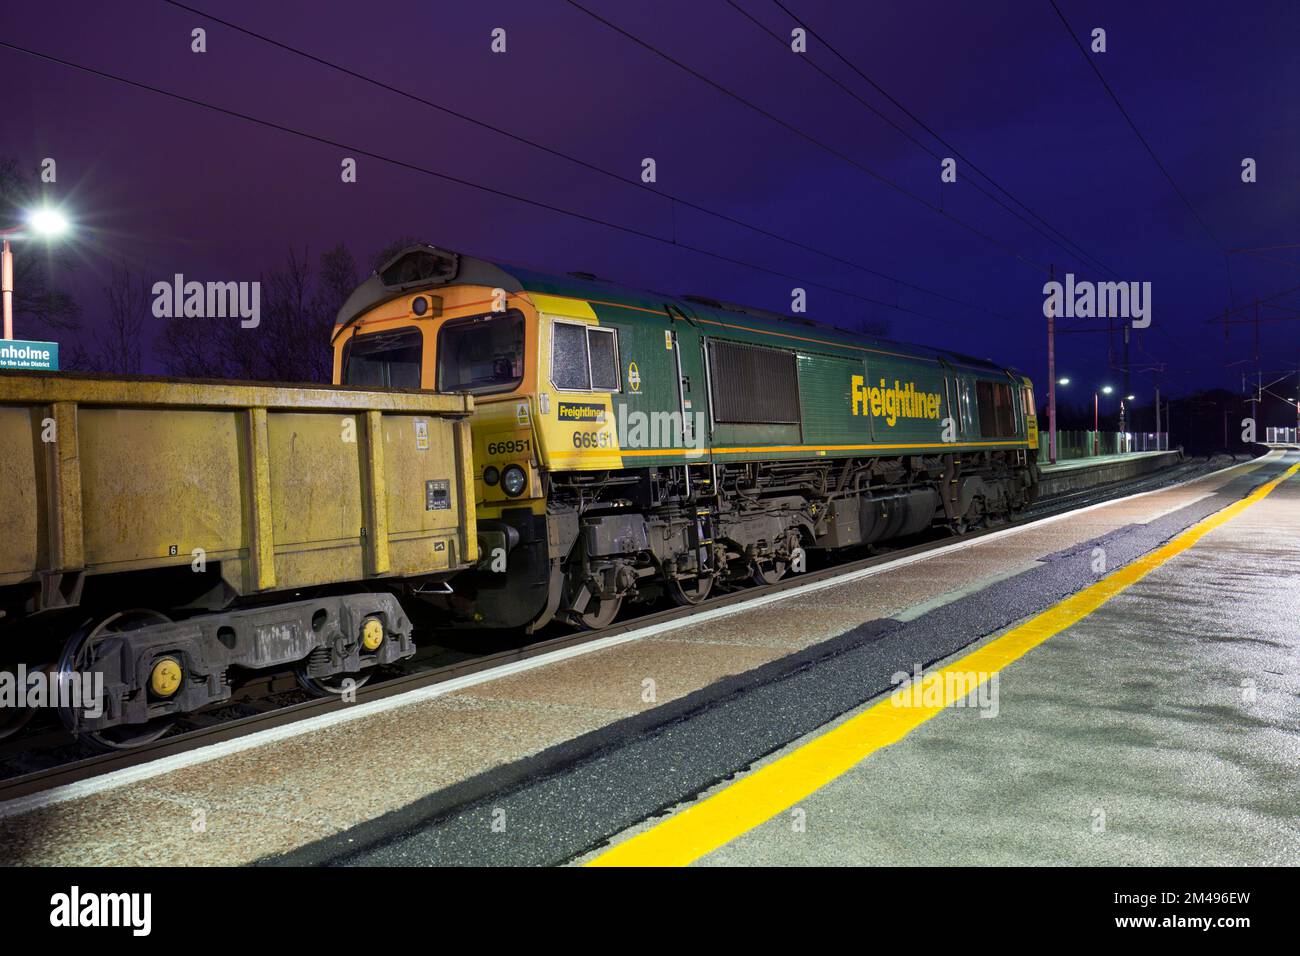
149;656;183;697
57;609;177;752
360;617;385;651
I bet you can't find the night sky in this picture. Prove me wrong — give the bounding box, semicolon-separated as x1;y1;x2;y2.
2;0;1298;407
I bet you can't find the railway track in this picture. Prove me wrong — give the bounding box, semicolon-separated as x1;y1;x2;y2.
0;454;1232;805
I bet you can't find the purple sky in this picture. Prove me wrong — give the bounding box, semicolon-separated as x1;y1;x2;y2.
2;0;1298;401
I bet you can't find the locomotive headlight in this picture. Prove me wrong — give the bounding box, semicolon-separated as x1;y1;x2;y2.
483;465;500;486
501;464;527;497
408;293;441;317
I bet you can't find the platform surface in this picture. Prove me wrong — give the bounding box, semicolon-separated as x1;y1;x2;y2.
587;457;1300;866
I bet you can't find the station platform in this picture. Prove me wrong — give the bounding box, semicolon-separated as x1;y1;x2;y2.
1;450;1294;867
1038;449;1183;496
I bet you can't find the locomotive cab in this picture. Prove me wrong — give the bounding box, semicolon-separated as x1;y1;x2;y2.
332;247;566;630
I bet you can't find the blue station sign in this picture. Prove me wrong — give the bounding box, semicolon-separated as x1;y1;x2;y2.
0;339;59;370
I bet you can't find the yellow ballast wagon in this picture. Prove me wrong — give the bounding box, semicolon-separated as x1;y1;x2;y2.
0;371;475;749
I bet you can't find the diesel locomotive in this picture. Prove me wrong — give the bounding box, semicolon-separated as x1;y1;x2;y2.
333;246;1040;632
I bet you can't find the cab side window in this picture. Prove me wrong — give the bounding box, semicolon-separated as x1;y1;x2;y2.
552;321;620;391
976;380;1017;437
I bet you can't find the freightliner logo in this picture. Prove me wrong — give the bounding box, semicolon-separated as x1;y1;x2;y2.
851;375;942;427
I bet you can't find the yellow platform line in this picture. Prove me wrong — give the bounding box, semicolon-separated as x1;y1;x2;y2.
587;461;1300;867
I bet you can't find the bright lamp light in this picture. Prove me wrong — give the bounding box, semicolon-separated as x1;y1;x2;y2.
27;207;70;238
1101;385;1114;395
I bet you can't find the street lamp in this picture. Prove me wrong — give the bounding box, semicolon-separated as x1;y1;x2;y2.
28;207;69;239
2;205;72;340
1056;380;1121;456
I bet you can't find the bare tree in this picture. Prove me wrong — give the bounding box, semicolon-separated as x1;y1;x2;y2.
156;243;357;384
91;261;147;374
312;243;360;380
155;302;221;379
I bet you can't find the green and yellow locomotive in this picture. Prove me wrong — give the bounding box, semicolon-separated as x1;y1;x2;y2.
333;246;1039;632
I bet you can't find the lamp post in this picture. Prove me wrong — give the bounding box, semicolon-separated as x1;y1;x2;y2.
1155;385;1161;450
2;206;71;340
1;235;11;341
1053;376;1069;458
1094;385;1113;455
1119;393;1135;452
1047;264;1057;464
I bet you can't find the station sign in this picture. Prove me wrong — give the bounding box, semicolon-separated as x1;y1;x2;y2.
0;339;59;370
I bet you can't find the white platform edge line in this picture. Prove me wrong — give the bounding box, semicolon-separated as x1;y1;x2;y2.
0;453;1269;821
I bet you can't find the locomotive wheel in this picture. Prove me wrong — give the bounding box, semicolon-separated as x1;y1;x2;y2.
751;557;788;587
57;609;178;752
666;573;714;606
294;665;373;698
578;594;623;630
